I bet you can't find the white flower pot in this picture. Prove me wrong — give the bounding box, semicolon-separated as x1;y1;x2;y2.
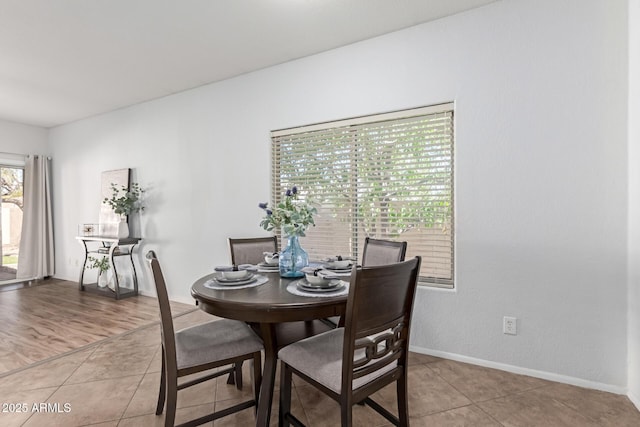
97;271;109;288
117;218;129;239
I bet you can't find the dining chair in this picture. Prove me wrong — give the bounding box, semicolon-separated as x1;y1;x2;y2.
325;237;408;328
229;236;278;265
278;257;422;427
226;236;279;385
146;250;264;427
227;235;332;341
227;235;335;412
361;237;407;266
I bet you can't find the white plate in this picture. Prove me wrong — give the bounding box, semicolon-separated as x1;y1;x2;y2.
324;264;353;271
297;281;345;293
213;272;255;284
213;277;257;286
298;278;342;289
257;262;279;268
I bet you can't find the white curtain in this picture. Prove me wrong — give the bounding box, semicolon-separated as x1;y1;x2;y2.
17;155;54;280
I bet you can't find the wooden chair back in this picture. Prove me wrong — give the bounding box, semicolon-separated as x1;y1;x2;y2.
342;257;421;400
228;236;277;265
146;250;178;375
361;237;407;266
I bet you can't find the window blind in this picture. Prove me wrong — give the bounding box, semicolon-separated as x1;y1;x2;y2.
271;103;454;287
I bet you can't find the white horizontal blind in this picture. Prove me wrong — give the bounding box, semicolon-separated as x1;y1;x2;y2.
271;104;454;287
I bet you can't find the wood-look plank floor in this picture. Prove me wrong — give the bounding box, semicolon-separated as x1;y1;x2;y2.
0;278;194;375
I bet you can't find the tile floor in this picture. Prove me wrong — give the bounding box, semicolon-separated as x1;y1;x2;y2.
0;309;638;426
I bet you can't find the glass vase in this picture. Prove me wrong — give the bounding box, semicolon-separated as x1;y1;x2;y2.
279;234;308;278
97;270;109;288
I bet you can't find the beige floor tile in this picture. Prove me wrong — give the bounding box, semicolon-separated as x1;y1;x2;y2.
85;422;118;427
478;389;600;427
212;387;307;427
215;361;258;403
146;346;163;374
0;387;58;427
267;385;309;427
122;372;162;418
0;347;95;393
408;351;442;366
295;383;390;427
125;368;226;420
177;373;219;408
111;324;161;348
117;413;167;427
22;375;142;427
212;397;258;427
429;359;550;402
119;402;216;427
410;405;502;426
530;383;640;426
65;342;157;384
372;364;472;418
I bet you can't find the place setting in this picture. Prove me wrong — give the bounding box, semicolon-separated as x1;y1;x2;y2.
204;265;268;290
256;251;280;272
320;255;356;277
286;267;349;297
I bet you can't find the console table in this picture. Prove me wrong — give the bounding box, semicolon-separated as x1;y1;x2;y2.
76;236;141;299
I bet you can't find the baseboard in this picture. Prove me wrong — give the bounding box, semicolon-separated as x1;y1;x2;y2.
409;344;627;396
629;391;640;411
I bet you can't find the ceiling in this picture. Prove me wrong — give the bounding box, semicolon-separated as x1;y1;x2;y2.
0;0;497;128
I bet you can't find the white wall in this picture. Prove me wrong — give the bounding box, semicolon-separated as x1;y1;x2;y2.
628;0;640;409
0;119;48;157
49;0;629;391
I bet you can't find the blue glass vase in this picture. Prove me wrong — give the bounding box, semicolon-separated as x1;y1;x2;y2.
279;234;308;278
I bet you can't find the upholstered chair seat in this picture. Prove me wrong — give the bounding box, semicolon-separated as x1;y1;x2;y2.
278;328;396;393
175;319;263;370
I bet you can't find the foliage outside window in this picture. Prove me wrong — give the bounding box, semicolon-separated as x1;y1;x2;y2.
1;167;24;210
270;103;454;287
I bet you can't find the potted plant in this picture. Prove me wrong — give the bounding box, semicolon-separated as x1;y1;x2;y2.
87;256;110;288
103;182;144;238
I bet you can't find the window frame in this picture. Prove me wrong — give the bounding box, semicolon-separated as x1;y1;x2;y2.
271;102;455;288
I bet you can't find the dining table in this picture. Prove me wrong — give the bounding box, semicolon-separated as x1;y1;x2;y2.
190;270;349;427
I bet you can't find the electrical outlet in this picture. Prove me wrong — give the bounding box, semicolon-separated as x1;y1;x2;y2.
503;316;517;335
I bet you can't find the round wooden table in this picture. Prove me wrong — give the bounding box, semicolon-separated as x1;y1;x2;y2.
191;271;347;427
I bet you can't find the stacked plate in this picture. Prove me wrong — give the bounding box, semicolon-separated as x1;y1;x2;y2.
212;272;257;286
296;278;345;293
323;263;354;272
257;262;279;272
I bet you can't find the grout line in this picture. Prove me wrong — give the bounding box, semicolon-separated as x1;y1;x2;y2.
403;362;506;424
473;403;506;426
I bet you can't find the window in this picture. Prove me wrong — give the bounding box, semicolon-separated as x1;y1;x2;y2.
271;103;454;287
0;160;25;284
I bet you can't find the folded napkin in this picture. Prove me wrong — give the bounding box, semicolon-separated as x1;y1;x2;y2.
214;264;257;272
323;256;355;262
301;266;342;280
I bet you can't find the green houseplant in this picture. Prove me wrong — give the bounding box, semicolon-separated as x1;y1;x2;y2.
259;186;316;277
103;182;145;216
103;182;145;238
87;256;110;288
258;186;316;237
